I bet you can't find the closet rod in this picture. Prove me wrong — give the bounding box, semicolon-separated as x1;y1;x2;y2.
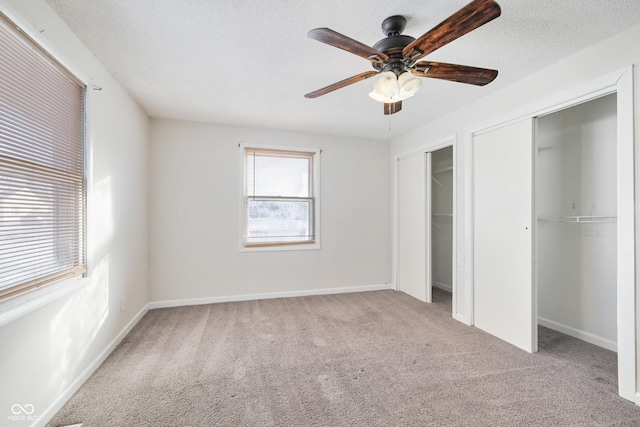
558;215;617;223
538;215;617;223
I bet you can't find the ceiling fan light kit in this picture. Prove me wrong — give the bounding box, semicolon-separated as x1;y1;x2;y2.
304;0;501;115
368;71;423;103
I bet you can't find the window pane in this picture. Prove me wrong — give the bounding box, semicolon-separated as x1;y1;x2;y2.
246;199;313;245
247;153;311;197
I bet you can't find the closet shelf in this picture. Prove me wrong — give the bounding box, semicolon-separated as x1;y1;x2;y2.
538;215;617;223
432;213;453;218
433;166;453;174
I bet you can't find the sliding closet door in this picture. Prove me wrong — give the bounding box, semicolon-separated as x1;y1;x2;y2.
616;69;635;402
473;118;535;352
397;152;432;303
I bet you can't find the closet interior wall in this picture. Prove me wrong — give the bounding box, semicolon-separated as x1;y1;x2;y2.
536;93;617;351
431;146;453;294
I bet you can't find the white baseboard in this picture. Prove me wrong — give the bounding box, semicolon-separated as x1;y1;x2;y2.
635;392;640;406
433;281;452;292
148;284;393;309
35;304;150;427
538;317;617;352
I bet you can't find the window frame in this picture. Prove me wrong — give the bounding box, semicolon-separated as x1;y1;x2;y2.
239;143;320;252
0;10;88;305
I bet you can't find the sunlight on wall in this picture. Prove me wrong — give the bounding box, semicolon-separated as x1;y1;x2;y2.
46;173;115;393
48;254;110;392
89;176;114;260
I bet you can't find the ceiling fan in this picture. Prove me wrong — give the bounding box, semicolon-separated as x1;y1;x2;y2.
304;0;501;115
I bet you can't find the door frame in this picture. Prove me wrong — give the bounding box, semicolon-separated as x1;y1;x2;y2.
393;135;457;312
466;66;636;402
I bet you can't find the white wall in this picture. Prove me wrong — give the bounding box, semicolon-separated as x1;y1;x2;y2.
391;22;640;397
0;1;149;425
537;94;618;350
149;119;391;303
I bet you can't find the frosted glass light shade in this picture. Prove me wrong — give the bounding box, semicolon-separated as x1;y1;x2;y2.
398;72;422;99
369;72;399;102
369;71;421;103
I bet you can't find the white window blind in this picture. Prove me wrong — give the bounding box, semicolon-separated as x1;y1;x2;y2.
244;148;316;247
0;13;86;300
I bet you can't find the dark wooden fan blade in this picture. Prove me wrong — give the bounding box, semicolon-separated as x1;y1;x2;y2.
402;0;501;62
308;28;388;63
411;61;498;86
305;71;379;99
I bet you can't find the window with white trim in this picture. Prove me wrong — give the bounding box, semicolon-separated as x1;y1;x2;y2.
242;146;319;249
0;13;86;301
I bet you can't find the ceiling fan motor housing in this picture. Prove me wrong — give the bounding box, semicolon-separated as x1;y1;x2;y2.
373;16;415;75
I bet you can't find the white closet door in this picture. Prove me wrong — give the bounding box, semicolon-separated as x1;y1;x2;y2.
616;68;635;402
398;152;432;303
473;118;535;352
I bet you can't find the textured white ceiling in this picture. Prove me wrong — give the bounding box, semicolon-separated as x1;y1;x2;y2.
46;0;640;140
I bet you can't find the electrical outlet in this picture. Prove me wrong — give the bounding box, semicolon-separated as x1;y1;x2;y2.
120;296;126;313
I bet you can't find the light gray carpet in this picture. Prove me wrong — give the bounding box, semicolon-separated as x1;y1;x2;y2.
48;289;640;426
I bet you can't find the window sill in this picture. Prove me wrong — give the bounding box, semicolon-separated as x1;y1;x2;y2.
0;274;88;329
240;241;321;252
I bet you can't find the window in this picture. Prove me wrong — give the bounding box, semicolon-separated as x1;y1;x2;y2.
242;145;319;249
0;13;86;301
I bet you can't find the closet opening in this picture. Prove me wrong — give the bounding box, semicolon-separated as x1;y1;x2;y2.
535;93;618;391
431;146;453;313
